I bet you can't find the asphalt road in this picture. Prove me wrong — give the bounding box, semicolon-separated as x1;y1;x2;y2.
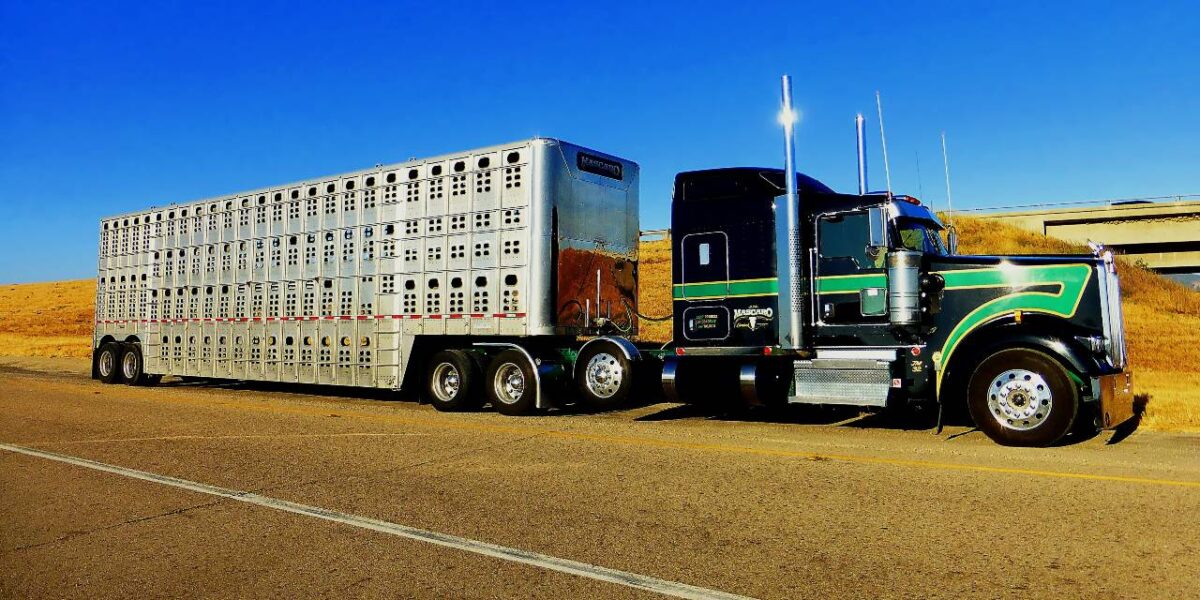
2;358;1198;599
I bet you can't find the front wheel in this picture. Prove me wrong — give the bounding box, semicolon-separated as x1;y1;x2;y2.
967;348;1079;447
486;349;538;416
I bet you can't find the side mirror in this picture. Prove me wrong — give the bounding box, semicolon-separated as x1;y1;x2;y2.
946;226;959;255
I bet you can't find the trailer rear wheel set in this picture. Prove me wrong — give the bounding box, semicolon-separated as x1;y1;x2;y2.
93;341;161;387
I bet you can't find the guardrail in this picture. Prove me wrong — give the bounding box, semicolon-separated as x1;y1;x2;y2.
639;228;671;242
961;193;1200;214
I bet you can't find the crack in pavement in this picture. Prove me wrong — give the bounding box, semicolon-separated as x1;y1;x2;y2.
2;497;226;555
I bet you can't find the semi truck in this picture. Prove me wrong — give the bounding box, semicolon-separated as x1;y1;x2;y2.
92;78;1135;446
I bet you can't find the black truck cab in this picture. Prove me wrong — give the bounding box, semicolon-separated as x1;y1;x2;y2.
665;167;1135;447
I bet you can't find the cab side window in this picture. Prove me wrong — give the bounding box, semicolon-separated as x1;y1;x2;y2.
818;212;878;274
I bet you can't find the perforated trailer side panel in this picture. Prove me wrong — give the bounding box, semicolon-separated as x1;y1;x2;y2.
97;141;543;389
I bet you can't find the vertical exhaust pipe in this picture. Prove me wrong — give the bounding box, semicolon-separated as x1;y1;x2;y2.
856;113;868;195
776;75;804;349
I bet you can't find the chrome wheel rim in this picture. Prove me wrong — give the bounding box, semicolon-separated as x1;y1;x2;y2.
987;368;1053;431
99;349;115;377
493;363;525;405
431;363;461;402
122;351;138;380
584;352;624;399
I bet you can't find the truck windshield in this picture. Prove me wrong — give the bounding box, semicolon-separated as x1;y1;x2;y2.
895;219;946;255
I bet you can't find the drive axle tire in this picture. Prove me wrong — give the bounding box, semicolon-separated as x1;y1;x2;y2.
486;349;538;416
575;340;634;411
967;348;1078;447
96;342;122;384
424;350;482;412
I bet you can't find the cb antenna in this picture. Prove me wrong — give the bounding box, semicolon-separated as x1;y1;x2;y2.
875;91;893;196
940;131;956;226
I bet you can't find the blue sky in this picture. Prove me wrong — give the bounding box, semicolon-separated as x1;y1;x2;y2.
1;0;1197;283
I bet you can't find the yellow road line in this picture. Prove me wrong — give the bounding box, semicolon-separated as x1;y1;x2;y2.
11;376;1200;490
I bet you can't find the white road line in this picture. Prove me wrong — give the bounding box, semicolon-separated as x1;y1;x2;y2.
1;443;754;600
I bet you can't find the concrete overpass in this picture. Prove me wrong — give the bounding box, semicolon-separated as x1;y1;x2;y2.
974;196;1200;275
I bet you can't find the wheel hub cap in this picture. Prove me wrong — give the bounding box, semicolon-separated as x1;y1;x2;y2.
99;351;114;376
122;352;137;379
431;364;461;402
584;353;624;399
987;368;1053;431
495;364;525;404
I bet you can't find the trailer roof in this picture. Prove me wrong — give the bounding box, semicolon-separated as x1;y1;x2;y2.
99;137;567;223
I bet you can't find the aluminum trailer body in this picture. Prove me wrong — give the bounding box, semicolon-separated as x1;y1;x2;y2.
93;138;641;409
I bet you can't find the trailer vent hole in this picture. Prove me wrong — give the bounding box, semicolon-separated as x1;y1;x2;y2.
453;161;465;173
360;336;370;347
285;336;294;346
340;336;351;347
507;151;519;164
478;157;490;169
431;165;443;176
451;277;463;288
408;169;418;180
162;336;169;344
346;180;356;190
366;176;375;187
387;173;397;183
504;274;518;286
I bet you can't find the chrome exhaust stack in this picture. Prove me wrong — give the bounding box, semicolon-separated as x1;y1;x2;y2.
856;113;868;195
776;75;805;349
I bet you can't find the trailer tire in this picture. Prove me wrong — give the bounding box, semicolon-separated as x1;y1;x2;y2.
96;342;122;384
120;344;149;386
486;349;538;416
575;340;634;411
424;350;482;412
967;348;1078;447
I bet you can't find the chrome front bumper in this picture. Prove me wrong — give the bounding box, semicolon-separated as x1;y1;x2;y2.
1093;371;1135;429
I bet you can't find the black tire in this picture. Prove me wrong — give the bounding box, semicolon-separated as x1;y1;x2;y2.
120;343;148;386
575;340;635;411
485;349;538;416
423;350;482;411
967;348;1079;447
96;342;122;384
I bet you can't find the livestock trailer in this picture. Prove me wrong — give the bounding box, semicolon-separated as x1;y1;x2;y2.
93;138;647;414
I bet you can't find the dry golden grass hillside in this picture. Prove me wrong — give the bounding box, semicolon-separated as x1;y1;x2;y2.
636;216;1200;431
0;279;94;359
